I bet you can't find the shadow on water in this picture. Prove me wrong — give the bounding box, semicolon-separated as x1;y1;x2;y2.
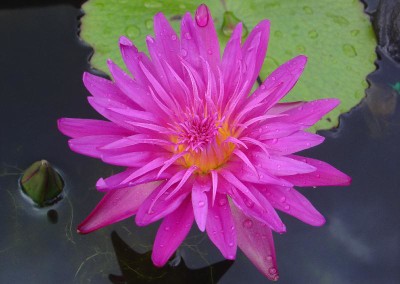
0;0;399;283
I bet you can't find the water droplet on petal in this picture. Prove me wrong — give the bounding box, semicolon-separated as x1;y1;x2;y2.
198;201;205;207
171;34;177;41
266;255;273;261
181;49;188;57
195;4;209;27
164;226;170;231
269;267;277;274
184;32;191;40
228;242;234;247
218;198;227;206
243;219;253;228
280;196;286;203
284;205;290;211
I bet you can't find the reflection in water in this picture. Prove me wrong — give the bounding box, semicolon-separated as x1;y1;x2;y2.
109;231;233;284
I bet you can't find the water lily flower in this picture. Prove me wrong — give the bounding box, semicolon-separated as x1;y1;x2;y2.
58;4;351;281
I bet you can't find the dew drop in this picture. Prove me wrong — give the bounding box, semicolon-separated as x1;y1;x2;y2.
350;29;360;37
218;198;227;206
125;25;140;39
269;267;277;274
271;138;278;144
342;44;357;58
303;6;313;14
228;242;234;247
184;32;191;40
159;244;165;248
308;30;318;39
145;19;153;30
198;201;205;207
274;30;283;38
207;49;213;55
144;1;162;8
280;196;286;203
195;4;209;27
181;49;188;57
284;205;290;211
243;219;253;228
266;255;273;261
171;34;177;41
164;226;170;231
260;85;266;90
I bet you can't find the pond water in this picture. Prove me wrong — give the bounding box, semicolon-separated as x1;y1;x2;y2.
0;0;399;283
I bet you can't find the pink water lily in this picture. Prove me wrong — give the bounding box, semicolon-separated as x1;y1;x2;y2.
58;4;350;281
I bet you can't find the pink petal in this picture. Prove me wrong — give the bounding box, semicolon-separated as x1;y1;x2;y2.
68;135;123;158
82;72;134;107
261;185;325;226
77;182;160;234
135;181;192;226
153;13;183;78
249;153;316;176
119;36;152;86
230;204;279;281
58;118;130;139
264;131;325;155
191;178;210;231
241;20;270;92
284;155;352;186
267;98;340;128
230;185;286;233
194;4;220;71
152;197;194;267
180;13;202;70
206;193;237;259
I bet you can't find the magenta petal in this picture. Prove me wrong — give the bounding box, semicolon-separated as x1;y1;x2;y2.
151;197;194;267
194;4;220;71
230;185;286;233
135;182;191;226
262;185;325;226
230;204;279;281
264;131;325;155
206;193;237;260
191;178;210;231
78;182;160;234
284;155;352;186
242;20;270;90
58;118;130;139
68;135;123;158
268;98;341;128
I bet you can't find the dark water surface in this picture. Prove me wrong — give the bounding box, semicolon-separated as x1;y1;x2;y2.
1;0;399;283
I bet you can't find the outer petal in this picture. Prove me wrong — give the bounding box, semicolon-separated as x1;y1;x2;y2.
135;181;192;226
230;203;279;281
261;185;325;226
206;193;237;260
58;118;130;139
68;135;123;158
77;182;160;234
264;131;325;155
152;197;194;267
267;98;340;128
191;178;210;232
284;155;352;186
195;4;220;71
241;20;270;91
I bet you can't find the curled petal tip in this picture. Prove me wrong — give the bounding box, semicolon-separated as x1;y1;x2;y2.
195;4;210;27
119;36;132;46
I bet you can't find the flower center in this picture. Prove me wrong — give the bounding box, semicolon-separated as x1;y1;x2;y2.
171;113;234;173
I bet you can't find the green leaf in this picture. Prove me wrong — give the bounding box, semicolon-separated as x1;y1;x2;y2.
81;0;376;132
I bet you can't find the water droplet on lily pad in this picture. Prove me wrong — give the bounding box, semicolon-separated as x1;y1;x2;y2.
343;44;357;57
222;11;248;38
125;25;140;39
20;160;64;207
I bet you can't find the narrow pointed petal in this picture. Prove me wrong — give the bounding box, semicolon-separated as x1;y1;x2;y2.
68;135;123;158
230;204;279;281
77;182;160;234
230;185;286;233
267;99;340;128
195;4;220;71
284;155;352;186
241;20;270;89
206;193;237;259
264;131;325;155
192;178;210;231
262;185;325;226
135;182;191;226
58;118;130;139
152;197;194;267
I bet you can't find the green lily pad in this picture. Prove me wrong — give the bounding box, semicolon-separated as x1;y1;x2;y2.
81;0;376;132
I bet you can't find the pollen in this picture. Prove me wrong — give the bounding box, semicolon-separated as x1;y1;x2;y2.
171;112;235;173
